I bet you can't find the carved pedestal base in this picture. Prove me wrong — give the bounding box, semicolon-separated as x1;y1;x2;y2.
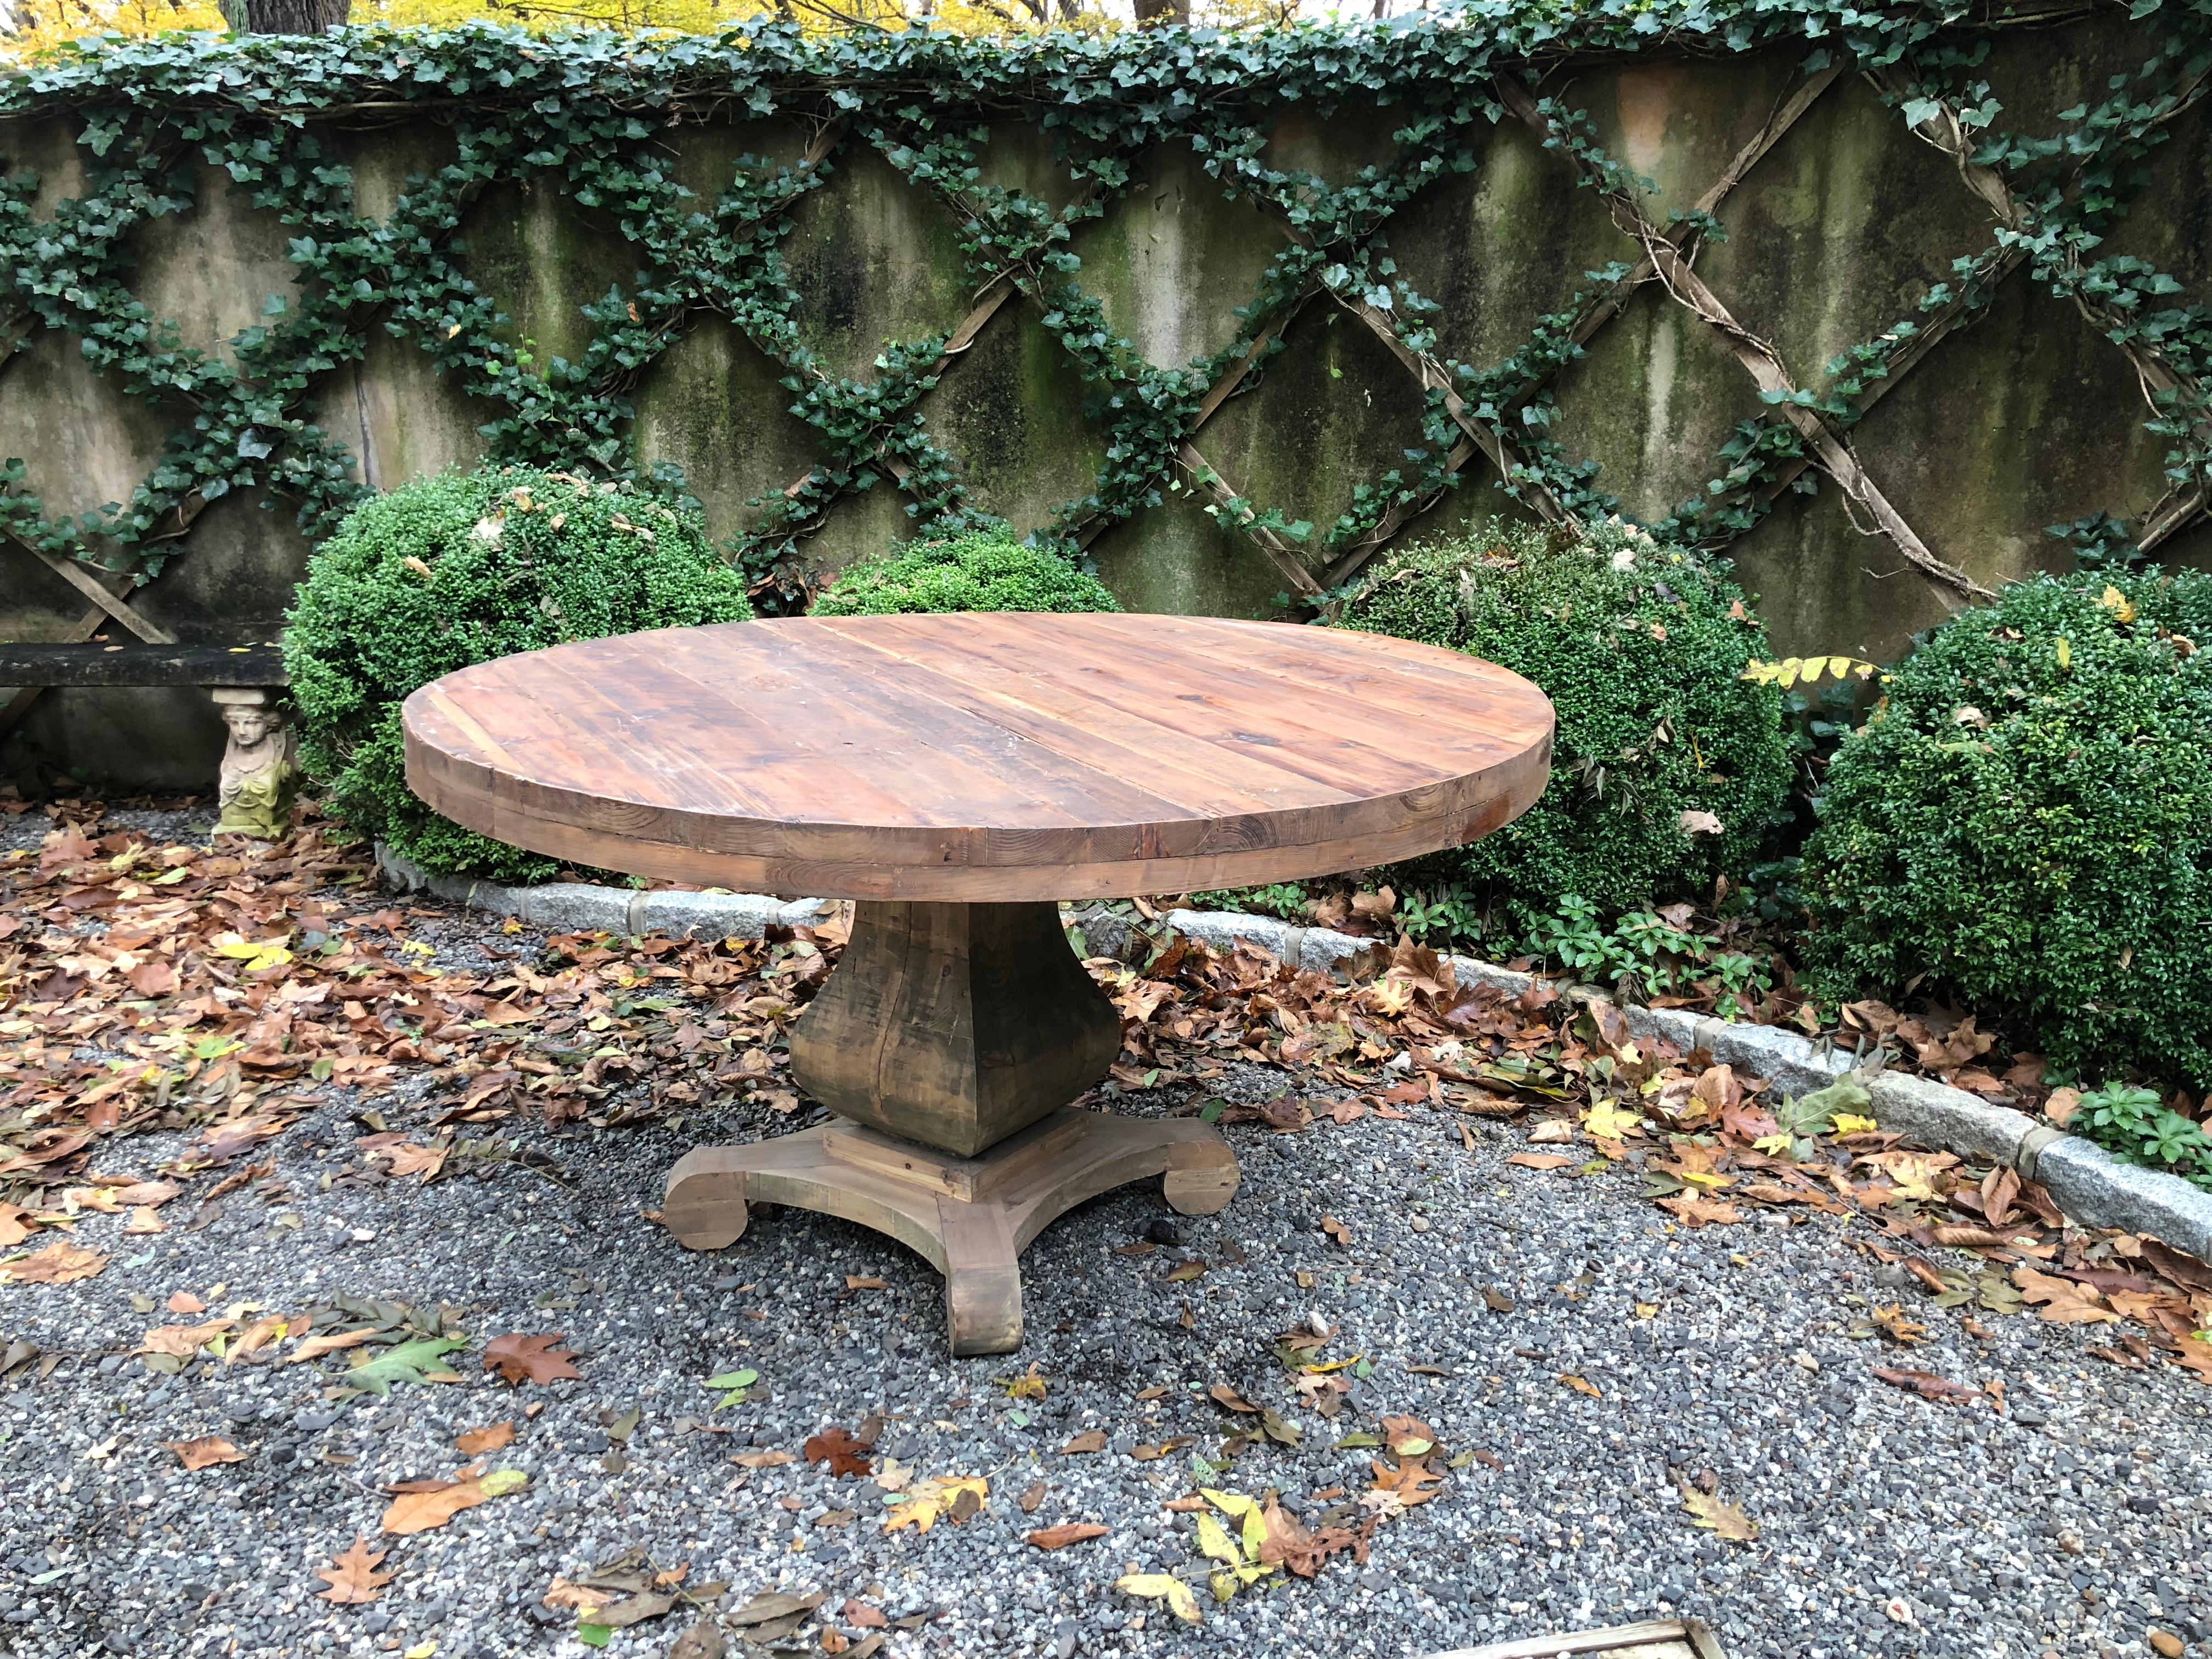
663;1108;1240;1355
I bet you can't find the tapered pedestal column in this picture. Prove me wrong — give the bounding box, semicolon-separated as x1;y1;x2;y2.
662;900;1240;1355
788;900;1123;1158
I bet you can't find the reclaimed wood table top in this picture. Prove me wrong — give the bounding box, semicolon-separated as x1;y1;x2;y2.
402;612;1554;902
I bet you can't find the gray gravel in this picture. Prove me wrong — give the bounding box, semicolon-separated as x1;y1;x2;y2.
2;811;2208;1659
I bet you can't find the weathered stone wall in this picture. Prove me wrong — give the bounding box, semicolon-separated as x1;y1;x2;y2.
4;19;2204;789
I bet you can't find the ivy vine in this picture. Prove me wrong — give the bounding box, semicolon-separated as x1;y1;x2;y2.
1;0;2207;615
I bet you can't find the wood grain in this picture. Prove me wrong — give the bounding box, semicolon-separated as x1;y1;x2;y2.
402;613;1554;902
787;900;1122;1157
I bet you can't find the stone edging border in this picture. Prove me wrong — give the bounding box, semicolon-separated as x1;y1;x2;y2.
375;846;2212;1263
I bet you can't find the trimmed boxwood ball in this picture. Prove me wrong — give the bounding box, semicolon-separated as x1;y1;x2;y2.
1332;517;1791;921
810;532;1121;616
1802;569;2212;1089
286;467;753;883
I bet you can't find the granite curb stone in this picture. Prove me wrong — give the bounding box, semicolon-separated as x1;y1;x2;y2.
383;861;2212;1264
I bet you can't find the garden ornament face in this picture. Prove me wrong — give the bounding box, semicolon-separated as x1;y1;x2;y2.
215;694;298;840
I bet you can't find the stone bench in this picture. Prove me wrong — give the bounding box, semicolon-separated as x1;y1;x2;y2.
0;641;295;836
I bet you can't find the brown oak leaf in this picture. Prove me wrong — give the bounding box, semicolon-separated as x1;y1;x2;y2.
482;1332;582;1386
803;1425;873;1477
314;1538;393;1605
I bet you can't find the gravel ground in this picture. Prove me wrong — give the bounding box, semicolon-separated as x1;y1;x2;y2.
3;811;2208;1659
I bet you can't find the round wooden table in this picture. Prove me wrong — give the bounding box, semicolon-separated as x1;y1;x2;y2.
403;612;1553;1353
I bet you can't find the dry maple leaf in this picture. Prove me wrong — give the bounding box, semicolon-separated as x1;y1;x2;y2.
1362;1457;1443;1518
314;1538;393;1605
884;1475;987;1534
482;1332;582;1386
1872;1305;1928;1346
1655;1193;1743;1228
163;1436;246;1470
2013;1266;2120;1325
1025;1523;1110;1550
455;1421;515;1455
804;1426;874;1477
0;1240;108;1285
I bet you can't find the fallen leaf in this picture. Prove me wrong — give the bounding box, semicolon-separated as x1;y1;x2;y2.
841;1599;887;1629
1026;1523;1110;1550
349;1335;471;1396
732;1449;795;1470
1061;1430;1107;1455
482;1332;583;1386
314;1538;393;1605
1871;1367;1991;1407
845;1276;887;1291
0;1240;108;1284
1017;1479;1047;1513
1505;1153;1573;1171
884;1474;987;1533
163;1436;246;1470
2013;1266;2120;1325
804;1426;873;1477
286;1329;372;1365
1115;1572;1200;1624
1655;1193;1743;1227
455;1421;515;1455
1680;1486;1758;1543
381;1469;529;1534
166;1290;205;1314
1558;1374;1601;1399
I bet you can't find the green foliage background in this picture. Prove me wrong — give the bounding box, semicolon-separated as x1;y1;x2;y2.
812;532;1121;615
285;467;753;882
1803;571;2212;1090
1334;518;1791;923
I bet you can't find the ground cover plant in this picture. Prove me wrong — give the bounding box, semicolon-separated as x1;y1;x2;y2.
285;466;753;884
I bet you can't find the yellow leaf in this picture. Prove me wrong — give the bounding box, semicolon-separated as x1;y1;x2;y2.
2099;584;2137;623
1194;1513;1240;1568
1776;658;1802;687
405;1644;437;1659
1200;1488;1259;1520
883;1475;987;1534
1115;1574;1201;1624
2055;636;2071;670
1583;1100;1641;1140
1681;1487;1758;1542
1831;1113;1879;1136
1752;1133;1793;1156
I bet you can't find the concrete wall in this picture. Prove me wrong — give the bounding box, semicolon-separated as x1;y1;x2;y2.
2;20;2199;789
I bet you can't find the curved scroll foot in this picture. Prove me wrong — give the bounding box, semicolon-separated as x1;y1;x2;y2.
940;1197;1023;1356
663;1148;752;1250
1164;1134;1240;1216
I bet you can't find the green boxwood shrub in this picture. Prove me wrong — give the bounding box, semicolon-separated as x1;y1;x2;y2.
1802;569;2212;1089
811;532;1120;615
286;467;753;883
1332;517;1791;923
